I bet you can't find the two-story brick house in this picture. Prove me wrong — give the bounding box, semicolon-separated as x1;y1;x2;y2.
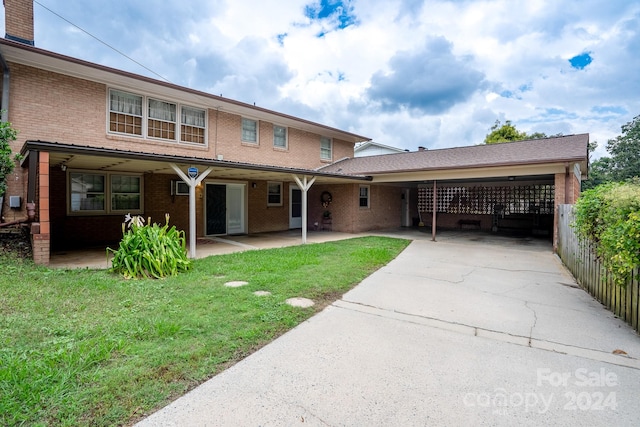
1;0;588;265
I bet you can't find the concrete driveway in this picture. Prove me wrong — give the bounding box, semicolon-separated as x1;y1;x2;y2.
136;231;640;426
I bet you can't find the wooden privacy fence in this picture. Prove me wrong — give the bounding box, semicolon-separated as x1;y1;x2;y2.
557;204;640;334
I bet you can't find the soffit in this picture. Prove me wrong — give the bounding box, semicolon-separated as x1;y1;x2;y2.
368;163;573;183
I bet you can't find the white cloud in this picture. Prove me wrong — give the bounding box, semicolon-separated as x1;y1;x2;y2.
1;0;638;157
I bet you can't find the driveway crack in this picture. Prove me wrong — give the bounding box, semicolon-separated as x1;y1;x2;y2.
524;301;538;346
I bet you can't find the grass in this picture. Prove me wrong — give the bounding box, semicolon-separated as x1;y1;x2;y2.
0;236;409;426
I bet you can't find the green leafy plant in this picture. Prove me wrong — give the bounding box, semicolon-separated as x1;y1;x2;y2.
573;180;640;286
108;213;192;279
0;117;19;198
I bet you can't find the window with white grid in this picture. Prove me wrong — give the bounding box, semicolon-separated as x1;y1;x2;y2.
148;98;177;141
181;106;206;144
109;90;143;136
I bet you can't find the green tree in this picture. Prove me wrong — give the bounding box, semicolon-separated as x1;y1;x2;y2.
483;119;550;144
606;114;640;182
0;118;18;199
582;115;640;189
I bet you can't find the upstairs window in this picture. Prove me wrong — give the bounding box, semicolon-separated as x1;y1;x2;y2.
148;98;177;141
273;125;287;148
320;136;332;160
242;118;258;143
109;90;142;136
108;88;207;146
181;106;206;144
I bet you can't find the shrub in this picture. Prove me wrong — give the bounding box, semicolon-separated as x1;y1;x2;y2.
0;118;18;198
573;180;640;286
108;214;191;279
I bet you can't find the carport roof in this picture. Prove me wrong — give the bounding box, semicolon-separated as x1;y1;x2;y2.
319;134;589;175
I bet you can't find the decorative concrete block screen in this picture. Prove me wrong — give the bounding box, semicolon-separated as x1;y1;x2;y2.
418;184;555;215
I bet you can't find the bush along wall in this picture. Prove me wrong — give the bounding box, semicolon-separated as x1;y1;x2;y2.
572;180;640;286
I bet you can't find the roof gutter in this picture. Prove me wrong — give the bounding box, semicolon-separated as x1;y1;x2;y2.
0;50;9;121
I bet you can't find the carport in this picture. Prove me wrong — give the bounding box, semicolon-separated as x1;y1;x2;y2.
318;134;589;248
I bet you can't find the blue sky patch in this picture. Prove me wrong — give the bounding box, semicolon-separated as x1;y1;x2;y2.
305;0;357;33
569;52;593;69
591;105;627;115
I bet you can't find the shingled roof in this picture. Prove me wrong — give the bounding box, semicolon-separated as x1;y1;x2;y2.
319;134;589;175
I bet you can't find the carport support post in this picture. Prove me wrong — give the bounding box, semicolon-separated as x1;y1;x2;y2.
170;164;214;258
292;174;316;244
432;180;437;241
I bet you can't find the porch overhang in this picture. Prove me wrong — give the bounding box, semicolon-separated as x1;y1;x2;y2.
20;140;373;184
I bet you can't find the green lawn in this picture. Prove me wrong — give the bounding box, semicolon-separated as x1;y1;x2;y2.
0;236;409;426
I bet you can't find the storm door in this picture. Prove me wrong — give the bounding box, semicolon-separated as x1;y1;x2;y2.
289;187;302;229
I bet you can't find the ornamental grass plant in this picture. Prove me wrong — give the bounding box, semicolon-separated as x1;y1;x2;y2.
108;214;191;279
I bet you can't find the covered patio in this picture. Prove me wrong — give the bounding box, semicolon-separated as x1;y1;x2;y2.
20;140;372;265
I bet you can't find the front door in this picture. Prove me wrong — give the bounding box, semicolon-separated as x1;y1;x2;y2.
206;184;226;235
289;186;302;229
206;183;246;235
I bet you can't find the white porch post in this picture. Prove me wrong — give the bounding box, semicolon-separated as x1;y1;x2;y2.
170;164;214;258
292;174;316;244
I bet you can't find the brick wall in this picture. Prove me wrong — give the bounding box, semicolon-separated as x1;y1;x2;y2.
308;183;404;233
5;65;353;169
213;111;353;169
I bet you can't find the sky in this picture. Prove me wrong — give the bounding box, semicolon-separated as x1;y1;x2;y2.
3;0;640;158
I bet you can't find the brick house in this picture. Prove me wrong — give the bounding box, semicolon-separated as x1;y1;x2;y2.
0;0;587;265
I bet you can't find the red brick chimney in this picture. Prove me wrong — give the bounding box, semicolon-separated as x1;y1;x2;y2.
4;0;34;45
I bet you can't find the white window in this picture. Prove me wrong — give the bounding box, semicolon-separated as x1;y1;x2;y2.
320;136;332;160
148;98;177;141
70;173;106;212
111;174;142;212
267;182;283;206
359;185;370;209
242;118;258;143
69;171;143;215
108;89;207;146
181;106;206;144
273;125;287;148
109;90;143;136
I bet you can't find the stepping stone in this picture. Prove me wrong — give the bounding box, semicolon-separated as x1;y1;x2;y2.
254;291;272;297
285;297;315;308
224;281;248;288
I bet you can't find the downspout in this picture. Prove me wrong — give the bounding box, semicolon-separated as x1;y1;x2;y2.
0;50;9;121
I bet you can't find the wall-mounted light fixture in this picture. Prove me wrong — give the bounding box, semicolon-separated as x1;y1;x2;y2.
252;182;257;189
60;164;67;172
